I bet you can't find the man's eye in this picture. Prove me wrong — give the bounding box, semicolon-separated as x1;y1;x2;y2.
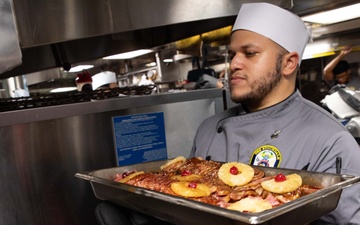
245;52;256;57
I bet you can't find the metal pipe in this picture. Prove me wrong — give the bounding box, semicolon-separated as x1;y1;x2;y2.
155;52;163;81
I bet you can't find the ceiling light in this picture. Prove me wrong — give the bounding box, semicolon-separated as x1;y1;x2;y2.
163;58;173;63
302;41;335;60
50;87;78;93
146;62;157;67
68;65;94;73
301;3;360;24
172;54;193;62
103;49;154;60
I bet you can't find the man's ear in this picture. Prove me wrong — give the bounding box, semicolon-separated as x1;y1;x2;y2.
283;52;299;76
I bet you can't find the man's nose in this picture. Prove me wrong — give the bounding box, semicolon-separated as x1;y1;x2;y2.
230;54;245;71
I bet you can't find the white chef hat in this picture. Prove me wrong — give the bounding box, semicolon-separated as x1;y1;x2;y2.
232;2;310;65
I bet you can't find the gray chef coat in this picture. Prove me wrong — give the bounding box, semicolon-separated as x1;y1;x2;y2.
190;90;360;225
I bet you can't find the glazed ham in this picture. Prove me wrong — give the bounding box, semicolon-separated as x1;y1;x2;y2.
115;157;322;211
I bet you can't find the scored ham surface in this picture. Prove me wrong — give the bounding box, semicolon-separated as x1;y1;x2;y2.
115;157;321;210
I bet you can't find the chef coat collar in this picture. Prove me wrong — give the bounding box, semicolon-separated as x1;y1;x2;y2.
237;90;299;118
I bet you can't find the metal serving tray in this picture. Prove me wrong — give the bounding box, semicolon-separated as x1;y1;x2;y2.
76;160;360;225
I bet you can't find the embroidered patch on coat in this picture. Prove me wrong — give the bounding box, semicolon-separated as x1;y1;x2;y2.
249;145;281;167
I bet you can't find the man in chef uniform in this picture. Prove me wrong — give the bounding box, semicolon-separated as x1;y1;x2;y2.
190;2;360;225
96;3;360;225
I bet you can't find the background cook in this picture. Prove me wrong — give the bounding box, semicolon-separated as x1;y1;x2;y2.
323;46;360;90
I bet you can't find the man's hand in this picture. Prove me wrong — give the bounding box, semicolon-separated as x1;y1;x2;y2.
341;46;353;56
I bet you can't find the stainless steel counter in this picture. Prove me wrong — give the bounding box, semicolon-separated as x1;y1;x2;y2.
0;89;223;126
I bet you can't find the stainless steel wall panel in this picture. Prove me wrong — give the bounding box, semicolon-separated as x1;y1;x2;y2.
0;90;224;225
0;0;22;74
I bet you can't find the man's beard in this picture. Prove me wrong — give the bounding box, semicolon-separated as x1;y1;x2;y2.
230;54;283;107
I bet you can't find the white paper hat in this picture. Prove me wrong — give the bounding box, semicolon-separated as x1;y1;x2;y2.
232;3;310;65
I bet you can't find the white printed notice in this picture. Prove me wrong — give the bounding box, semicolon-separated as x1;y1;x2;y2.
112;112;167;166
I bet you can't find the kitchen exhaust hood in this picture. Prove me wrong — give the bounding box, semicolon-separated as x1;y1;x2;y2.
1;0;360;80
0;0;292;80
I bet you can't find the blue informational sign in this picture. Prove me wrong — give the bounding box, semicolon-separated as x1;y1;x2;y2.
112;112;168;166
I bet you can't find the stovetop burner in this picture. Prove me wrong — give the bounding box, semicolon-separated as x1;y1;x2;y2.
0;85;155;112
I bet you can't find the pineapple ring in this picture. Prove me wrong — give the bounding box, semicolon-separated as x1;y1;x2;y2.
218;162;254;186
117;171;144;183
171;174;202;181
227;197;272;213
170;182;211;197
160;156;186;170
261;173;302;194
